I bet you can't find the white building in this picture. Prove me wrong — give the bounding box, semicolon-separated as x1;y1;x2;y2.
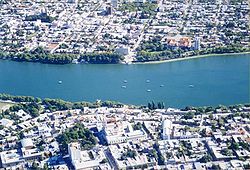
102;121;147;144
162;119;172;140
20;138;34;149
0;139;42;168
115;46;130;55
194;37;201;50
0;118;13;127
0;150;23;168
68;143;100;170
107;143;155;169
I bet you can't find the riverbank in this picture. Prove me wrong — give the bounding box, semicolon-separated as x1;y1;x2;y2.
0;49;249;65
0;49;124;65
132;51;250;64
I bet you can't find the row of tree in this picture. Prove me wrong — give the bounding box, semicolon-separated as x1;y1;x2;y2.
0;102;40;124
136;44;250;62
148;101;165;110
0;93;124;112
119;2;157;16
0;48;124;64
0;93;41;103
0;51;76;64
78;52;124;64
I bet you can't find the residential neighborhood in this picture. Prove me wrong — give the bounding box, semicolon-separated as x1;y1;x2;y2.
0;97;249;169
0;0;249;169
0;0;249;64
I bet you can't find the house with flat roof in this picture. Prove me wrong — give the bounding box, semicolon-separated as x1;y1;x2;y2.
68;142;100;170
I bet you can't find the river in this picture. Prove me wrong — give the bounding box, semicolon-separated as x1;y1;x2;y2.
0;54;249;108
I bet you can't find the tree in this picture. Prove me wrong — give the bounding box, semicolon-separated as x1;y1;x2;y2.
56;123;97;154
133;122;142;130
211;164;221;170
244;164;250;170
221;148;232;156
122;149;137;159
229;141;239;150
100;158;108;164
149;149;158;160
18;131;25;139
31;162;40;170
43;163;49;170
158;155;165;165
200;128;207;137
199;154;212;163
209;113;213;120
148;102;152;110
157;102;165;109
152;101;156;110
182;112;194;119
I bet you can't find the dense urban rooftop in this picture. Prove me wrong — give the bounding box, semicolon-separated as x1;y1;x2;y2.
0;0;249;64
0;94;249;169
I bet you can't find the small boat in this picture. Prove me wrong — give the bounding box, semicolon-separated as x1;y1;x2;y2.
146;80;150;83
121;85;126;89
160;84;164;87
189;84;194;88
123;80;128;83
58;80;62;84
147;89;151;92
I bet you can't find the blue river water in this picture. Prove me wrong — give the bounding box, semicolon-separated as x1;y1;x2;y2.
0;54;249;107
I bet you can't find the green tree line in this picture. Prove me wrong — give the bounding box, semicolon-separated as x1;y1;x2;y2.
0;93;124;112
78;52;124;64
136;44;250;62
0;48;124;64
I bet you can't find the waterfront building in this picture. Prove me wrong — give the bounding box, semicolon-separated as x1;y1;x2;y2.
115;46;130;55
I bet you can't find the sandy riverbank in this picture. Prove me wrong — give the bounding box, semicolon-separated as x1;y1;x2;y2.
132;51;250;65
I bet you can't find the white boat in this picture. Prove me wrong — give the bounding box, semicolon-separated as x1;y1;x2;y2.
160;84;164;87
123;80;128;83
121;85;126;89
146;80;150;83
189;84;194;88
58;80;62;84
147;89;151;92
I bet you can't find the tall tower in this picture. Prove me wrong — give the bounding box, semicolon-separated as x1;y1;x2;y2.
162;119;172;140
194;37;201;50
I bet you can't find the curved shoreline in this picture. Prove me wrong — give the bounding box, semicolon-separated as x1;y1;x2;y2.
0;51;249;65
132;51;250;65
